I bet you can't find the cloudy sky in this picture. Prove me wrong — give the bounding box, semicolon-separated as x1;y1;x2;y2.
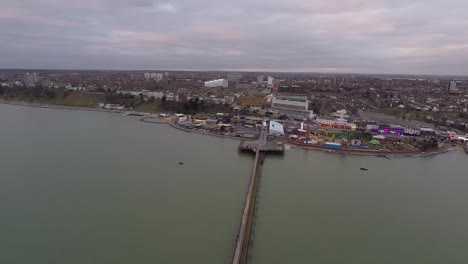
1;0;467;75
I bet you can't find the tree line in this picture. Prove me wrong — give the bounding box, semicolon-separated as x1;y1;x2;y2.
159;96;232;114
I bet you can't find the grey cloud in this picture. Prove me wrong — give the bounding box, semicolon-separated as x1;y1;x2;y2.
0;0;467;75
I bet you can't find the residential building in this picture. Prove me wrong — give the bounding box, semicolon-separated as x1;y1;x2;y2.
447;81;458;93
155;73;164;81
24;73;37;87
343;77;350;87
286;76;293;86
267;76;274;86
227;74;243;82
204;79;228;88
257;75;264;85
41;79;52;87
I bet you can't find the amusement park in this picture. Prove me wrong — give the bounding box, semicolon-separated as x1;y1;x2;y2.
286;118;453;154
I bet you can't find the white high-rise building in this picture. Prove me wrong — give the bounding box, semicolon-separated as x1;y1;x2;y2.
24;73;37;87
155;73;164;82
447;81;458;93
267;76;274;86
204;79;228;88
145;72;164;81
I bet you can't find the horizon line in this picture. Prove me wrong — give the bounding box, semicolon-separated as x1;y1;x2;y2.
1;68;468;78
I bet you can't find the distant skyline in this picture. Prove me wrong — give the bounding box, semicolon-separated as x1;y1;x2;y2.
1;0;467;75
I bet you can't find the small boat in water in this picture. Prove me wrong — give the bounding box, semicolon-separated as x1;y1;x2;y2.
360;167;368;171
179;161;184;165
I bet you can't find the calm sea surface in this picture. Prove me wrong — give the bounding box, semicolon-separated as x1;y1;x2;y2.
0;104;251;263
1;103;467;264
250;148;468;264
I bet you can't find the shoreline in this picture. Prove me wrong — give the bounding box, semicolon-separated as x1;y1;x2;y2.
139;116;169;124
289;142;454;158
0;99;118;114
1;100;459;158
168;118;251;141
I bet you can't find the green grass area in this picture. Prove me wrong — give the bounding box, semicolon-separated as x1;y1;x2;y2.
382;108;427;121
382;107;460;122
2;92;104;107
135;101;163;113
358;98;370;105
54;93;104;107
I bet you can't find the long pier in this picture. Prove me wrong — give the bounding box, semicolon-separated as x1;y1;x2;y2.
233;127;284;264
232;149;264;263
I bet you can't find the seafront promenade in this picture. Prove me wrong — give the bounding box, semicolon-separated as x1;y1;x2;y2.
0;100;458;158
168;116;454;158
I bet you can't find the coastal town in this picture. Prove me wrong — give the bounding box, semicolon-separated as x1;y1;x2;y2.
1;70;468;156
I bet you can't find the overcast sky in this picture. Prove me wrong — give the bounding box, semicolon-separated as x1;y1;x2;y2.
1;0;467;75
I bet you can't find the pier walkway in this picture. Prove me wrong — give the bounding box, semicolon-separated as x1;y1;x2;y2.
238;127;285;155
232;127;283;264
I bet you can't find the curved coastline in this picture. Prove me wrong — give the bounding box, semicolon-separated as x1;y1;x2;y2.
289;142;454;158
139;116;169;124
167;118;454;157
0;100;458;157
168;118;252;141
0;99;118;113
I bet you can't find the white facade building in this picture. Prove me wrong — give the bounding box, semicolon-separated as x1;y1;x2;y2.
146;91;164;99
155;73;164;81
117;90;164;99
267;76;274;86
271;95;314;119
447;81;458;93
145;73;164;81
204;79;229;88
24;73;37;87
269;121;284;136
